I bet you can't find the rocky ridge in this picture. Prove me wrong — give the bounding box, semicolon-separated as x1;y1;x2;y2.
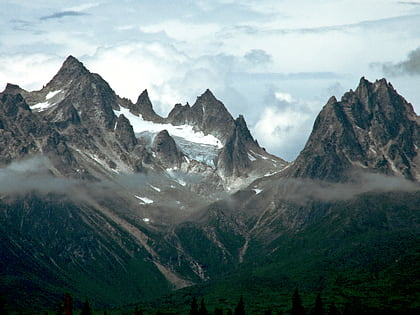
287;77;420;181
1;55;285;190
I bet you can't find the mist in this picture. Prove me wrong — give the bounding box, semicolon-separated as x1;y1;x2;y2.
0;155;207;207
1;156;419;218
0;155;85;198
268;171;420;204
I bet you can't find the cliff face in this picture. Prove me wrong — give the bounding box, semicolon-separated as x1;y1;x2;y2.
288;77;420;181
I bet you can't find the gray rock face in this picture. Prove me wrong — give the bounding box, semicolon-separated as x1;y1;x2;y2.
0;92;81;176
131;89;164;123
289;77;420;181
115;114;138;151
217;115;285;178
167;89;236;144
217;115;253;177
43;55;118;130
152;129;184;168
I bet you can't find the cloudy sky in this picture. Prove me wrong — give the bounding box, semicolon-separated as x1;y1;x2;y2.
1;0;420;161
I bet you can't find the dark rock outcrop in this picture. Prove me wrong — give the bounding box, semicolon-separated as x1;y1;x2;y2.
289;77;420;181
115;114;138;151
131;89;164;123
167;89;236;144
0;92;80;175
42;55;118;130
152;130;184;168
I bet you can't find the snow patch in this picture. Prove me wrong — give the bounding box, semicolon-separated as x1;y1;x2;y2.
143;218;151;223
253;188;263;194
32;101;54;112
250;150;268;160
166;168;187;186
135;195;154;204
150;185;161;192
248;153;256;161
114;106;223;148
46;90;61;100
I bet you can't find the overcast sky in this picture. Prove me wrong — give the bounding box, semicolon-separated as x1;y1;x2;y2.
1;0;420;161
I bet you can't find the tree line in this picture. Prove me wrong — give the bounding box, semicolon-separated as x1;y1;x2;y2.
0;289;390;314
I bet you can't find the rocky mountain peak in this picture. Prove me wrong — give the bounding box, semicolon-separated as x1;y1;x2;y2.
193;89;230;114
38;56;118;130
132;89;164;123
234;114;254;143
46;55;90;90
166;90;235;143
61;55;88;75
191;90;235;142
2;83;24;95
136;89;152;109
288;77;420;181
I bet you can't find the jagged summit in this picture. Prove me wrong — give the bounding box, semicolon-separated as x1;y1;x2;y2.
131;89;164;123
193;89;230;114
135;89;152;109
2;83;24;94
166;89;235;143
46;55;90;89
288;77;420;181
0;55;283;188
63;55;85;69
197;88;216;101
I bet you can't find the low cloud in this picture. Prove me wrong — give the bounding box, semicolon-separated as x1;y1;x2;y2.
269;172;420;203
0;155;204;202
381;47;420;76
40;11;89;21
0;156;85;198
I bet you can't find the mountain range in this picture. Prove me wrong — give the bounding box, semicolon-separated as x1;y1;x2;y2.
0;56;419;314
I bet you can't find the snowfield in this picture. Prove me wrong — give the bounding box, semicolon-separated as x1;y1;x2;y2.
114;107;223;148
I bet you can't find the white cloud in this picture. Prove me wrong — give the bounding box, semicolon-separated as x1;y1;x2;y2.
64;2;100;12
85;42;188;112
252;91;319;161
140;21;221;43
274;92;294;103
0;54;62;91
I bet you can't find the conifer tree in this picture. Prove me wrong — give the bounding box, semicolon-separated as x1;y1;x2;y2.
199;298;209;315
291;289;306;315
64;293;73;315
190;297;199;315
56;302;64;315
81;300;92;315
214;308;223;315
312;293;323;315
234;296;245;315
327;303;340;315
0;291;8;315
